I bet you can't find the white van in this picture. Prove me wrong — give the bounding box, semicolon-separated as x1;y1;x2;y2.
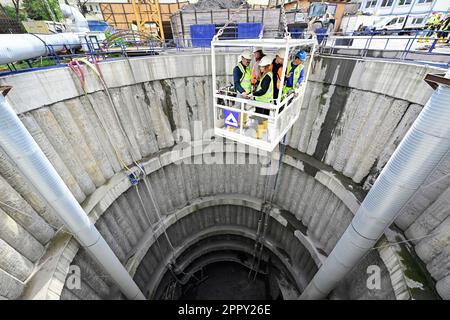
404;15;427;30
373;14;427;33
373;15;407;32
340;14;379;33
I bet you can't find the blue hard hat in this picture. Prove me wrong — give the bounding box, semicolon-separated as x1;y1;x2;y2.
296;50;307;61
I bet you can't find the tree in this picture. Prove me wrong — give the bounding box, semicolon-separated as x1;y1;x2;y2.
23;0;64;21
2;4;27;22
12;0;21;22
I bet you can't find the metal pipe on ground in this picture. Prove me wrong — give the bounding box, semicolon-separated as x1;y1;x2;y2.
60;4;90;33
0;94;145;300
0;33;81;65
300;69;450;299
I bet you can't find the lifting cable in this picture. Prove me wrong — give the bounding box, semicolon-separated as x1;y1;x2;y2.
163;280;177;300
68;56;181;282
68;60;171;267
250;0;291;280
214;3;247;40
108;57;183;282
67;1;287;284
280;0;291;39
117;55;185;282
68;58;135;175
247;0;291;279
248;136;288;280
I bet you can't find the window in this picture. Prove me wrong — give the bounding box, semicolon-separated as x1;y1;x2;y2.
365;0;377;8
381;0;393;7
309;3;327;17
398;17;405;23
398;0;412;5
417;0;433;3
387;18;398;25
412;17;424;24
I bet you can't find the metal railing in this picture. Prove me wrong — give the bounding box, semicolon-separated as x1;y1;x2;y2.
214;86;305;152
1;28;449;76
315;29;450;68
210;37;316;152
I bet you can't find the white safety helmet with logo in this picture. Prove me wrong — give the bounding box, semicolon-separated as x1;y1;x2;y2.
253;46;263;53
258;56;272;67
240;50;252;60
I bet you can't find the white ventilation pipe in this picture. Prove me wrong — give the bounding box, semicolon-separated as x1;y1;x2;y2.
0;33;81;65
0;94;145;300
60;4;90;33
300;69;450;299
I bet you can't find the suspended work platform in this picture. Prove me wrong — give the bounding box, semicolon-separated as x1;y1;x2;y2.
212;38;317;152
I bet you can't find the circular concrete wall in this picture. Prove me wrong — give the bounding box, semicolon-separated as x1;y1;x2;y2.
0;53;446;300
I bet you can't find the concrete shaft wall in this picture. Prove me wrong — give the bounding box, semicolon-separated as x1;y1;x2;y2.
56;170;393;300
0;53;447;299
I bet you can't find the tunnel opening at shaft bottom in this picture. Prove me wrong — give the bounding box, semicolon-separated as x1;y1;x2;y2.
150;234;306;300
177;261;283;300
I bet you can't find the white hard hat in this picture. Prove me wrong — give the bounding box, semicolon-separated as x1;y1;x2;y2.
276;48;286;58
253;46;263;53
241;50;252;60
258;56;272;67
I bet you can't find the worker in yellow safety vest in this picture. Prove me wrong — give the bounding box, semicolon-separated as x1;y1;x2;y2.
253;56;274;104
250;55;273;139
438;13;450;43
283;50;307;96
228;50;252;131
425;12;442;37
233;50;252;97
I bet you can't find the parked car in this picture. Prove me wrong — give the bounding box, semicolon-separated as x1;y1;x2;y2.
372;14;427;34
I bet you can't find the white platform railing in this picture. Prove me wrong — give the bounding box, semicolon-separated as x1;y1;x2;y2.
213;85;306;152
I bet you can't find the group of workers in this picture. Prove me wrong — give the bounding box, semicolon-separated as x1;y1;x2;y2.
230;46;307;139
423;12;450;43
233;47;307;105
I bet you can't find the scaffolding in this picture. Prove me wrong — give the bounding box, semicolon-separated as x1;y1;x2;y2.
100;0;186;40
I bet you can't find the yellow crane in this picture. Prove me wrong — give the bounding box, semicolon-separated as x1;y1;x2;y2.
131;0;165;42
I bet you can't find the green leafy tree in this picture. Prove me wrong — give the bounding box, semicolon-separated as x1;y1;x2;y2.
23;0;63;21
2;4;27;21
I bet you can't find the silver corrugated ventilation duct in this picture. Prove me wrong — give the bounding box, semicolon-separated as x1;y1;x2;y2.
60;4;90;33
300;70;450;299
0;94;145;300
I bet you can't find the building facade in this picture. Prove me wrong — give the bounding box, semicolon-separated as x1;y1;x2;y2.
356;0;449;17
276;1;352;32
